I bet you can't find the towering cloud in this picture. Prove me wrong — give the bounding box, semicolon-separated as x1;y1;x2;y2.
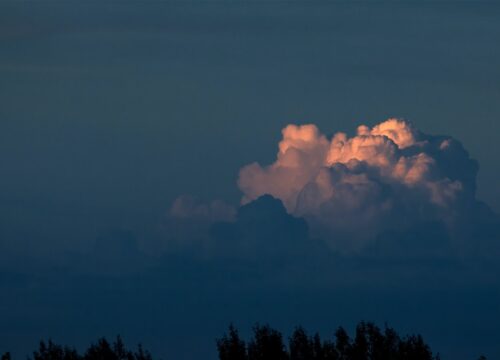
238;119;494;253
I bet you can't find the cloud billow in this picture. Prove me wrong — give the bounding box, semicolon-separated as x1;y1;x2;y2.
238;119;497;254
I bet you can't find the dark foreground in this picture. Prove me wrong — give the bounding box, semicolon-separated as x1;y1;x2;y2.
1;322;488;360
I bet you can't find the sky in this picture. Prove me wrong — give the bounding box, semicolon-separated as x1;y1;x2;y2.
1;1;500;359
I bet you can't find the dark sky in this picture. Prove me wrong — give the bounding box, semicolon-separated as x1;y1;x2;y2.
1;1;500;360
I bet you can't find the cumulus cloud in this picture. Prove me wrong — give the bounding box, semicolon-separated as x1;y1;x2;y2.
238;118;497;253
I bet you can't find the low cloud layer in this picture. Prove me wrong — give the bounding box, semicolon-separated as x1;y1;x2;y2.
169;195;236;223
238;119;498;253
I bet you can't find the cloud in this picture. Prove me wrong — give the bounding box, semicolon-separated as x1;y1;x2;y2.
169;195;236;222
209;194;317;260
156;196;236;255
238;118;499;253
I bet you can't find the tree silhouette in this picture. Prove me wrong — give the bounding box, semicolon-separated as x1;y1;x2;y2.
217;325;247;360
85;338;116;360
0;324;489;360
317;335;339;360
349;322;369;360
247;324;288;360
31;340;80;360
132;345;151;360
217;322;450;360
398;334;433;360
289;327;313;360
112;337;132;360
334;327;350;360
24;337;150;360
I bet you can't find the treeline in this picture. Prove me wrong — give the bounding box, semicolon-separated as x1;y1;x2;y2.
0;322;488;360
217;322;486;360
1;337;151;360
